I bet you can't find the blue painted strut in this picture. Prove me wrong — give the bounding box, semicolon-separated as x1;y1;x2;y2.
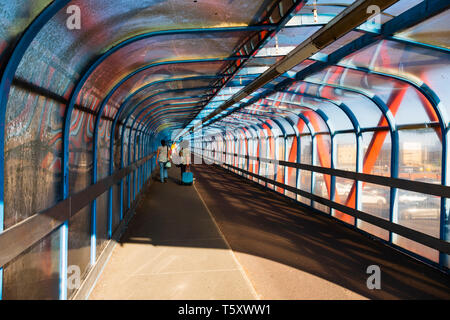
0;0;71;300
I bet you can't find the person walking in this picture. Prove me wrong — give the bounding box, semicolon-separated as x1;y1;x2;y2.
156;139;171;183
178;139;190;183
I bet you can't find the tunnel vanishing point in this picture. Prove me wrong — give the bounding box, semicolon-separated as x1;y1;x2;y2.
0;0;449;300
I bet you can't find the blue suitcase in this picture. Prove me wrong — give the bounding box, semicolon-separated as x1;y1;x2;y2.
182;172;193;185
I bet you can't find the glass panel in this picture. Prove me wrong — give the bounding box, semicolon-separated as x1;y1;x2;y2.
395;9;450;49
3;227;60;299
335;133;356;171
285;136;296;198
113;67;227;121
282;83;355;131
361;131;391;177
394;190;440;262
85;31;254;103
112;183;121;232
258;133;267;185
239;136;247;169
0;1;52;68
297;1;354;18
319;31;363;56
398;128;441;184
357;182;390;240
333;133;357;223
334;177;356;225
312;120;331;212
4;86;64;227
96;192;109;259
275;136;285;193
16;0;280;102
298;133;312;205
342;39;450;119
313;173;331;213
69;110;94;195
97;118;112;180
123;177;129;213
122;126;129;167
249;136;259;182
257;26;320;57
383;0;422;17
266;133;275;189
68;205;91;299
321;89;384;129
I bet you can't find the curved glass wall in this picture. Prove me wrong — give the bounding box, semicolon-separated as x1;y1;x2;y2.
0;0;449;300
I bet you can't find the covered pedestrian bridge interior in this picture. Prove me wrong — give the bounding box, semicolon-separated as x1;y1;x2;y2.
0;0;449;299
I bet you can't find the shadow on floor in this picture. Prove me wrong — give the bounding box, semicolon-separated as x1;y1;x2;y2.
117;165;450;300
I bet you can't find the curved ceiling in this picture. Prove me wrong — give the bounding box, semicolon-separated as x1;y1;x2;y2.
0;0;448;184
1;0;298;140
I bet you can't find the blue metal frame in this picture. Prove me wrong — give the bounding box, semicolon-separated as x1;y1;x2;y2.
271;118;288;195
277;85;362;219
213;116;264;129
105;84;218;199
224;78;402;243
224;109;317;201
242;109;312;196
284;1;448;249
260;78;400;235
294;113;315;205
131;99;209;127
110;88;218;206
67;21;271;172
66;58;227;266
0;0;71;300
303;83;362;212
187;0;450;268
227;130;239;170
235;130;243;170
264;96;335;209
65;55;242;206
330;62;449;257
257;123;270;187
143;108;205;135
284;116;301;197
236;128;247;171
144;114;203;140
251;11;450;57
200;2;444;235
177;0;305;139
0;0;448;301
315;109;336;206
116;88;216;134
127;104;202;195
242;127;254;176
122;102;207;167
107;74;221;118
67;21;275;210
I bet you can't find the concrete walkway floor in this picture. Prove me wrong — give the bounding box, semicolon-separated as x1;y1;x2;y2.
89;164;450;300
89;167;258;300
192;164;450;300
